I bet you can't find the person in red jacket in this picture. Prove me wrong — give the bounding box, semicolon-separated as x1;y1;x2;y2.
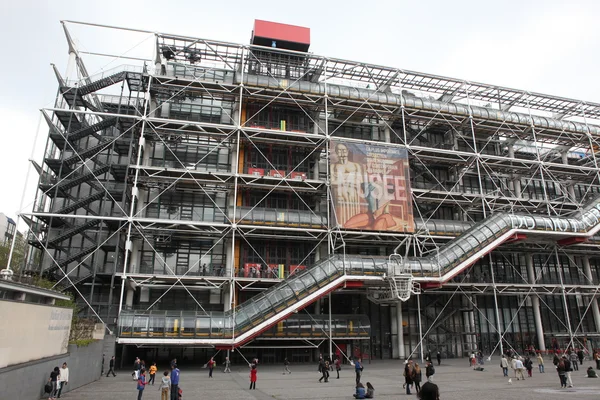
249;364;257;390
208;357;215;378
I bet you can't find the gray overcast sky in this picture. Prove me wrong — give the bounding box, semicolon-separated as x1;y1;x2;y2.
0;0;599;226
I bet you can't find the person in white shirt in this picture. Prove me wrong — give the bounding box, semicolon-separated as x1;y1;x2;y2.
514;358;525;380
57;362;69;398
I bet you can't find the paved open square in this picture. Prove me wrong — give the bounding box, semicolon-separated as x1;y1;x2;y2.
58;358;600;400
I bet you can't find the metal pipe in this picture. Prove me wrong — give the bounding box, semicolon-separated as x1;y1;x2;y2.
240;74;600;136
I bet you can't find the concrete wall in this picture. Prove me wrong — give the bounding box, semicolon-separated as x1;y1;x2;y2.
0;300;72;368
0;339;104;400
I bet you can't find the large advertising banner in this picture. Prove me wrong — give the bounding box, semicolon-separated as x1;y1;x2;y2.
330;140;414;232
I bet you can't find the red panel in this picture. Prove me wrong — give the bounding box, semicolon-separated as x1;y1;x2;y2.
344;281;364;288
421;282;442;290
248;167;265;177
254;20;310;45
291;171;307;180
557;237;587;246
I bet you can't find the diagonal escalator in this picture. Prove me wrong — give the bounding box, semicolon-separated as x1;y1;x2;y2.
118;197;600;347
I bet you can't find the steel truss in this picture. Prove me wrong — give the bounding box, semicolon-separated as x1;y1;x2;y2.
12;20;600;359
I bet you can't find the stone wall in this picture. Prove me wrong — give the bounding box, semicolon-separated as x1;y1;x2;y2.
0;339;104;400
0;300;72;368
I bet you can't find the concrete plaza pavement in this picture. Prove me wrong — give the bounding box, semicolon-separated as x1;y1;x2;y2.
56;357;600;400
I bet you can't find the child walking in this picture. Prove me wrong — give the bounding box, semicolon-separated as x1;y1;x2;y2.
136;369;147;400
159;370;170;400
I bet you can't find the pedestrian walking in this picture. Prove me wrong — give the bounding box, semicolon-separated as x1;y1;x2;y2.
223;356;231;373
170;364;180;400
106;355;117;377
149;362;157;385
413;363;423;394
335;356;341;379
577;348;584;366
101;354;105;376
595;350;600;370
425;360;435;382
207;357;215;378
563;355;574;387
159;371;171;400
404;360;414;395
136;369;147;400
283;357;291;374
514;358;525;380
57;362;69;398
536;353;544;373
47;366;60;400
570;350;579;371
500;355;509;377
436;351;441;366
354;358;363;386
132;357;141;380
249;364;257;390
319;358;330;383
557;359;567;388
524;356;533;377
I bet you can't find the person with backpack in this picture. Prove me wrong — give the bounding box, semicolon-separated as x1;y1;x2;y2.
47;366;60;400
283;357;291;375
335;356;341;379
425;361;435;382
223;356;231;373
136;368;147;400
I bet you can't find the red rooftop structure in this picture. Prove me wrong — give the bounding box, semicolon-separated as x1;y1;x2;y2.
251;20;310;52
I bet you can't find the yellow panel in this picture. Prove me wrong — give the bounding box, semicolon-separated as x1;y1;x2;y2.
241;103;247;124
238;143;245;176
277;321;284;333
349;321;354;333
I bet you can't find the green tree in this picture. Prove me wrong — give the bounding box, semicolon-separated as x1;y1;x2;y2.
0;232;28;273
